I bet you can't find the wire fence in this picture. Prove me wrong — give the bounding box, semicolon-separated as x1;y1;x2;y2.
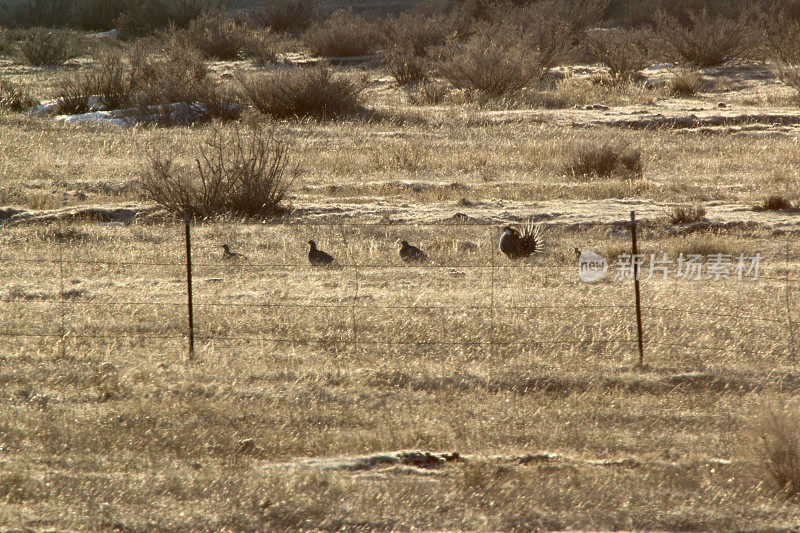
0;211;797;369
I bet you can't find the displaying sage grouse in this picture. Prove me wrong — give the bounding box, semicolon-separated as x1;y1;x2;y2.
222;243;245;260
399;240;428;263
499;220;543;260
308;240;335;266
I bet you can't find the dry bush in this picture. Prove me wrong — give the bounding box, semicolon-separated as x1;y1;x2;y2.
56;49;141;112
302;9;380;57
655;8;754;67
563;143;643;179
183;11;254;60
0;78;38;111
381;7;455;57
254;0;316;34
16;27;85;66
584;28;653;81
69;0;128;31
239;66;363;119
762;195;793;211
408;80;449;105
384;46;429;85
666;203;706;224
755;405;800;497
139;124;298;219
117;0;210;38
668;68;703;96
436;21;551;96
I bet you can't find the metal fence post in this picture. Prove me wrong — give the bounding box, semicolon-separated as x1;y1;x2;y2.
184;209;195;360
630;210;644;366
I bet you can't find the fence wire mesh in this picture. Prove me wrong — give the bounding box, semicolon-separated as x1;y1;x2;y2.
0;218;796;371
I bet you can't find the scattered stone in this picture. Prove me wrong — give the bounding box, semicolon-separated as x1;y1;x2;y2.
717;102;727;108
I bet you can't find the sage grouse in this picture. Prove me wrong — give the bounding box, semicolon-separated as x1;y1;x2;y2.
499;220;543;260
308;240;335;266
222;243;245;260
399;240;428;263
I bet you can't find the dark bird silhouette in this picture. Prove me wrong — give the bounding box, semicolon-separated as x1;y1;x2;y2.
499;220;543;260
308;240;335;266
222;243;245;260
399;240;428;263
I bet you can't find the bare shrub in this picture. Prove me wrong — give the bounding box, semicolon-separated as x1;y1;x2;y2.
763;2;800;99
117;0;210;39
436;21;551;96
302;9;379;57
254;0;316;34
56;49;140;112
755;405;800;497
0;78;38;111
16;27;85;66
239;66;362;119
408;81;449;105
668;68;703;96
381;7;455;56
70;0;128;31
585;28;653;81
139;124;298;219
384;46;428;85
183;11;251;60
666;204;706;224
563;143;643;179
655;8;754;67
240;30;282;66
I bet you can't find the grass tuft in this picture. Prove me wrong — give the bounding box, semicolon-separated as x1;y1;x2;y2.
563;143;644;179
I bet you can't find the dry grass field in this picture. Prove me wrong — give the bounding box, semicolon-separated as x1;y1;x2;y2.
3;1;800;530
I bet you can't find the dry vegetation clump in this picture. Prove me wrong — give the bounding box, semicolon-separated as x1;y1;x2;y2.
239;66;363;119
56;41;242;122
116;0;210;38
384;46;429;85
762;195;794;211
435;21;553;97
762;2;800;100
666;203;707;224
407;80;450;105
381;6;455;57
139;124;298;219
253;0;317;34
15;27;86;66
584;27;653;81
668;68;703;96
0;78;38;111
302;9;380;58
655;7;754;67
756;405;800;497
563;143;643;179
182;11;254;60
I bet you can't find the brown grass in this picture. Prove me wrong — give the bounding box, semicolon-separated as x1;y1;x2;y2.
563;142;644;179
2;13;800;529
666;203;707;224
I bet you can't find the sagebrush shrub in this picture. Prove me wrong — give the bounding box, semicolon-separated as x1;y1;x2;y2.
408;81;449;105
0;78;38;111
756;406;800;497
57;50;140;112
117;0;209;38
239;66;362;119
666;204;706;224
302;9;379;57
184;11;250;60
381;8;455;56
384;46;428;85
668;68;703;96
139;124;298;218
16;27;85;66
436;21;551;96
762;195;793;211
585;28;653;81
655;8;753;67
564;143;643;179
254;0;316;34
